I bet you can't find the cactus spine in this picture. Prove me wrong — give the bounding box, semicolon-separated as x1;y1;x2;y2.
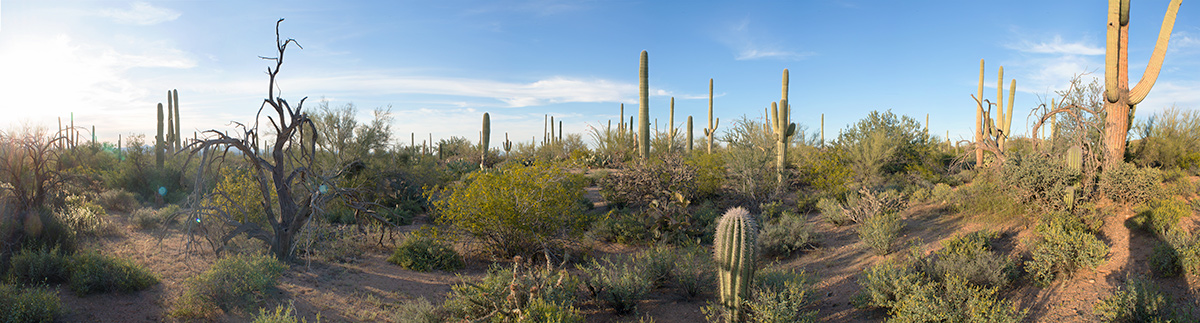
156;103;165;168
714;207;758;322
703;78;719;154
638;50;650;160
687;116;694;153
481;112;490;168
771;69;797;184
1103;0;1181;169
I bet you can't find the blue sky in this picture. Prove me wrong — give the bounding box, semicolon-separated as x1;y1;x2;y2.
2;0;1198;148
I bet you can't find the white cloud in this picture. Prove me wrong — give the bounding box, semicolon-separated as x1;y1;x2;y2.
722;19;814;61
736;49;816;61
1008;35;1104;56
98;2;180;25
275;74;665;108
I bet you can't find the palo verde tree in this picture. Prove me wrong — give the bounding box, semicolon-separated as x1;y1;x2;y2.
184;19;376;260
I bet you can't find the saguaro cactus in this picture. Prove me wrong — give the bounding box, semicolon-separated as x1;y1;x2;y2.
481;112;490;168
687;116;694;153
975;61;1016;163
1103;0;1182;169
503;132;513;154
714;207;758;322
771;69;797;184
167;90;175;153
703;78;719;154
173;89;181;151
156;103;165;168
638;50;650;160
1065;145;1084;209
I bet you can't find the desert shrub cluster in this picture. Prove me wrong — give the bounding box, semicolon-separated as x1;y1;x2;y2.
6;247;158;296
1025;212;1109;285
171;253;288;318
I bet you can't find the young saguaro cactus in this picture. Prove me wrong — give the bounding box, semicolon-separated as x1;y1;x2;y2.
771;69;797;184
668;97;678;152
638;50;650;160
1102;0;1182;169
503;132;513;155
156;103;165;168
481;112;490;168
714;206;758;322
703;78;719;154
687;115;694;153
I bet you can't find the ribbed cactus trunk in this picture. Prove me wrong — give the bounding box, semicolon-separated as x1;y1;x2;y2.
668;97;675;153
704;78;719;154
481;112;490;169
638;50;650;161
503;132;512;155
771;69;796;185
156;103;165;168
173;89;181;151
687;116;694;153
1103;0;1181;170
714;207;757;322
167;90;175;154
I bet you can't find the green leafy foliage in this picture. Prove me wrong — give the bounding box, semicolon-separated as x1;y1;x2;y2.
834;110;946;188
858;212;904;255
97;189;139;214
170;254;287;318
1025;212;1109;285
577;257;651;315
1001;152;1078;212
430;162;588;257
746;268;816;323
672;244;715;300
0;283;61;323
857;246;1026;322
57;195;115;237
598;153;698;208
759;212;815;258
392;297;442;323
1094;277;1195;322
1130;106;1200;174
68;251;159;295
251;303;310;323
1100;162;1162;205
6;246;71;286
443;262;578;322
387;230;463;272
1130;198;1190;237
927;231;1016;288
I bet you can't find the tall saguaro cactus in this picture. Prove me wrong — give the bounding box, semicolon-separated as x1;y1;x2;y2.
503;132;513;155
668;97;678;153
481;112;490;168
173;89;181;150
974;61;1016;164
638;50;650;160
155;103;165;168
703;78;719;154
167;90;175;154
687;116;694;152
1103;0;1182;169
714;207;758;322
771;69;797;184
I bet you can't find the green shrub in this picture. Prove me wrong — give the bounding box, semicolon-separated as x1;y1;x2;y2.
0;283;61;323
430;162;589;257
844;187;907;224
131;205;180;230
747;269;816;323
722;146;778;205
598;154;698;208
929;183;954;204
759;212;815;258
1094;277;1193;322
795;146;853;198
577;258;651;315
393;297;442;323
1025;212;1109;285
295;219;370;263
171;254;287;318
1130;198;1189;237
858;255;1026;322
672;245;715;300
1001;152;1077;212
1149;243;1181;278
816;197;850;226
953;171;1031;221
251;303;309;323
1101;162;1162;205
587;209;651;245
518;297;585;323
443;262;578;322
57;195;115;237
387;231;463;272
633;244;677;288
858;212;904;255
686;152;727;199
97;189;139;214
928;231;1015;288
7;246;71;286
68;251;159;295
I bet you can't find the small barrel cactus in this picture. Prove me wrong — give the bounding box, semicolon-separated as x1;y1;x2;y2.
714;206;758;322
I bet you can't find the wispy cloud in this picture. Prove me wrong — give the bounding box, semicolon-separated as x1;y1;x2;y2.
722;19;814;61
1007;35;1104;56
98;2;180;25
274;75;639;108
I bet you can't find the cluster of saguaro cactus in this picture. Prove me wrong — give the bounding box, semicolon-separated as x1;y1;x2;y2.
771;69;797;184
714;206;757;322
1102;0;1181;169
973;60;1015;165
481;112;490;168
1065;145;1084;209
638;50;650;160
154;89;181;168
703;78;719;154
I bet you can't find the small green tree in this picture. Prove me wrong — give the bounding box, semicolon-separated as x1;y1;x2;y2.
429;162;587;257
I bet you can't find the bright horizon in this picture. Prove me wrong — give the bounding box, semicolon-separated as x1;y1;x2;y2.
2;0;1198;148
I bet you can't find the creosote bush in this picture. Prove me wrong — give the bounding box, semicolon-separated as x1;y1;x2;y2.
387;229;463;272
745;268;817;323
430;162;588;257
857;245;1026;322
926;231;1015;288
170;254;287;318
6;246;72;286
1025;212;1109;285
0;283;61;323
672;244;715;300
577;257;651;315
443;260;579;322
759;212;815;258
68;251;159;295
1101;162;1162;205
599;153;698;208
858;212;904;255
1094;277;1194;322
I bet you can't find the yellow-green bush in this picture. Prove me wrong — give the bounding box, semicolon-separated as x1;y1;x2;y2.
387;230;463;272
857;249;1025;322
1094;277;1193;322
430;162;588;257
6;246;71;286
0;283;61;323
68;251;159;295
1100;162;1162;205
171;254;287;318
203;167;276;229
1025;212;1109;285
